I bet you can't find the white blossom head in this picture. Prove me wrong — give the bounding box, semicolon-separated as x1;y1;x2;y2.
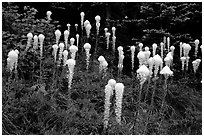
66;58;76;67
69;45;78;53
166;52;173;60
38;34;45;43
27;32;33;39
52;44;58;50
106;32;110;37
98;56;106;62
34;35;38;42
117;46;123;52
59;43;65;50
144;46;149;51
137;51;145;60
170;46;175;52
75;24;78;27
70;38;75;45
194;39;200;46
76;34;79;38
115;83;124;94
63;50;68;56
102;60;108;68
64;30;69;37
55;29;61;37
95;15;101;22
153;54;163;66
84;20;90;28
130;46;135;52
152;43;157;50
8;50;18;60
137;65;150;77
84;43;91;50
46;11;52;16
14;49;19;55
180;57;186;62
139;43;143;49
160;65;173;76
147;57;154;67
80;12;85;17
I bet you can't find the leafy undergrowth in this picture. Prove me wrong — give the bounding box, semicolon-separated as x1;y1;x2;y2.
2;53;202;135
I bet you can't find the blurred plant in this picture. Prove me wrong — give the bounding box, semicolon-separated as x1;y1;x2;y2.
138;43;143;51
167;37;170;52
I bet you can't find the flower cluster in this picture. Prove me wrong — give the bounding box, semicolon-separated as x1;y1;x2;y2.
84;43;91;70
7;49;19;73
192;59;201;73
136;65;150;86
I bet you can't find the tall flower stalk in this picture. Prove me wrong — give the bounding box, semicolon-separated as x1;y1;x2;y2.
159;65;173;132
194;39;199;58
69;45;78;60
130;46;135;71
26;32;33;51
136;65;150;102
64;30;69;49
115;83;125;125
98;56;108;78
84;43;91;70
55;29;61;45
66;59;76;90
103;79;116;129
38;34;45;83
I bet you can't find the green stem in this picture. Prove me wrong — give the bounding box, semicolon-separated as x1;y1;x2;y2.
159;77;168;134
150;77;157;107
144;76;151;102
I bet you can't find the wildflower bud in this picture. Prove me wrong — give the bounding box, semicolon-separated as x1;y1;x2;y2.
85;23;92;38
70;38;75;46
160;65;173;79
76;34;79;47
69;45;78;60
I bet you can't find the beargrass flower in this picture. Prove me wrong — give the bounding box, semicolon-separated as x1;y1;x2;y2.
70;38;75;46
67;24;71;33
112;36;116;52
112;27;116;37
33;35;38;50
180;57;186;71
104;28;108;37
186;56;190;71
160;42;164;60
76;34;79;47
147;57;154;76
58;43;65;62
182;43;191;57
153;54;163;77
84;43;91;70
75;24;78;32
7;50;18;72
167;37;170;52
85;23;92;38
138;43;143;51
80;12;85;29
106;32;111;49
130;46;136;71
104;79;116;129
64;30;69;49
66;59;76;89
137;51;145;67
152;43;157;57
115;83;124;125
194;39;199;57
46;11;52;21
55;29;61;44
38;34;45;57
63;50;68;66
69;45;78;60
26;32;33;50
137;64;150;86
180;42;183;58
52;44;58;62
192;59;201;73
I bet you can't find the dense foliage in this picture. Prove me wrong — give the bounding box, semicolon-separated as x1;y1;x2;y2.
2;2;202;135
